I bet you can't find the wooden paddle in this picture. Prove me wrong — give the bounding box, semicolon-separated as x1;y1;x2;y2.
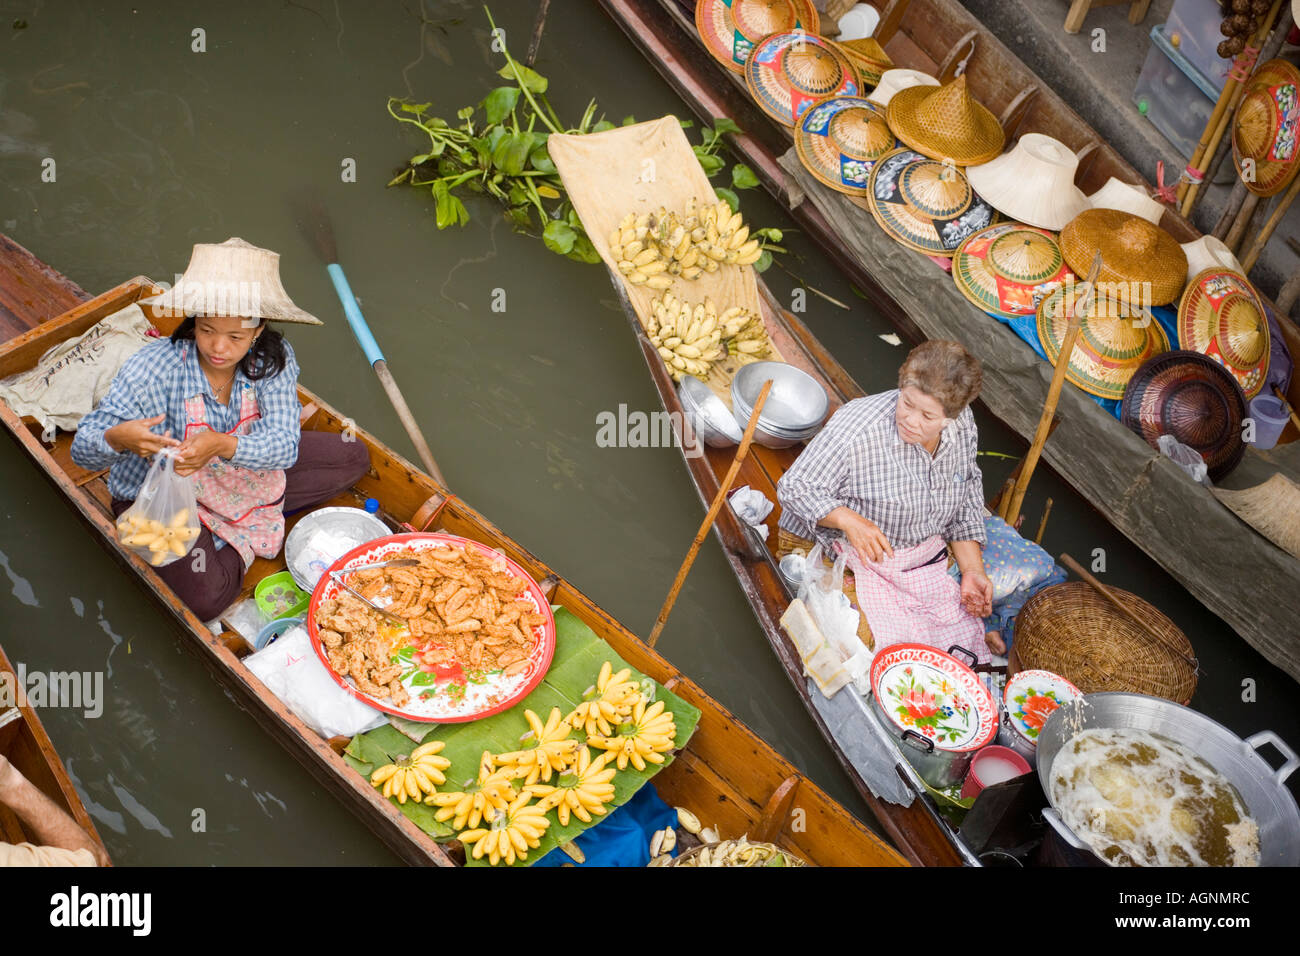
647;380;773;649
1004;252;1103;526
294;193;448;487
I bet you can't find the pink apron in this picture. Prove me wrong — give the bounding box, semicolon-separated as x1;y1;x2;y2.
184;384;286;570
840;535;989;665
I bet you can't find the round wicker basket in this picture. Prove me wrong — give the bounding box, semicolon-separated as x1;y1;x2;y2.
1014;582;1197;703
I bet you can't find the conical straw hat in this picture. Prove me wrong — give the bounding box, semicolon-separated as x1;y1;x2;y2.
886;75;1005;166
1181;235;1244;281
1231;58;1300;198
1036;284;1170;399
1059;208;1188;307
838;36;893;88
794;94;895;194
140;237;323;326
695;0;819;74
1212;474;1300;561
952;222;1074;318
1086;176;1166;225
745;30;861;127
966;133;1088;230
867;147;997;257
1177;268;1271;398
867;68;939;108
1120;350;1248;481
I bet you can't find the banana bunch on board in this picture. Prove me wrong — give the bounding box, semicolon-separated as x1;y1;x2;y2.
493;708;580;786
459;794;552;866
645;292;727;383
117;509;200;566
369;740;453;804
587;697;678;772
609;199;763;290
525;746;618;827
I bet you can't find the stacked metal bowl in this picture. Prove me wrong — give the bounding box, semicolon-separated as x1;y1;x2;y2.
731;361;829;448
678;376;745;448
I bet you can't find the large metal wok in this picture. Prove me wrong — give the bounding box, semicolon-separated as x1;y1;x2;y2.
1037;692;1300;867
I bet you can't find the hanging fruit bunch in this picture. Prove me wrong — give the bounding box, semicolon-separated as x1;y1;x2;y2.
1217;0;1272;59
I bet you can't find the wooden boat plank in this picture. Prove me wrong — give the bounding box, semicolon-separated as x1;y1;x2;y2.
0;235;89;342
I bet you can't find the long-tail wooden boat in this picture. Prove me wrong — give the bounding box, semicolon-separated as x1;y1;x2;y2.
0;242;907;867
598;0;1300;685
0;642;111;865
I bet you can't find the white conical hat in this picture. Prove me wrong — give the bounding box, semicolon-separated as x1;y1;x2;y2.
1086;176;1165;225
140;237;323;326
966;133;1088;230
1181;235;1244;282
866;68;939;108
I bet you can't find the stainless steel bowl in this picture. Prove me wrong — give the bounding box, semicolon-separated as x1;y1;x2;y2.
1037;692;1300;866
732;361;829;434
678;377;743;447
285;506;392;591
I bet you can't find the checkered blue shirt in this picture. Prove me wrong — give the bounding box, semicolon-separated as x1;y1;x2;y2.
777;390;986;551
71;338;301;502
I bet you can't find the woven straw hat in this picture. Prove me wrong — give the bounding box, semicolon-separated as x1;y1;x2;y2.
140;237;322;326
867;147;997;256
1177;268;1271;398
1085;176;1166;225
1181;235;1244;281
837;36;893;88
867;68;939;108
1120;350;1248;481
794;95;895;195
1213;474;1300;561
695;0;818;74
952;222;1074;318
966;133;1088;231
886;75;1006;166
1231;58;1300;197
1059;208;1188;307
1015;582;1197;702
1036;284;1170;399
745;30;861;127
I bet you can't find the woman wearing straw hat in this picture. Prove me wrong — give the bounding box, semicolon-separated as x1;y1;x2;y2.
71;238;370;620
776;340;1001;661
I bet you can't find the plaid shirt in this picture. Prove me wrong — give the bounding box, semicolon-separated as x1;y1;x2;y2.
71;338;301;502
777;389;986;552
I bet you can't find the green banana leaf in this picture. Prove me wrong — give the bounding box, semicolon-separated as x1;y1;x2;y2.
344;606;701;866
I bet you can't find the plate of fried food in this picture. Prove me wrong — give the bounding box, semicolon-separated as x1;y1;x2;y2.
307;533;556;722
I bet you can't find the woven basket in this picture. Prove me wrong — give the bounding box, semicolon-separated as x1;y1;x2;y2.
1013;582;1197;703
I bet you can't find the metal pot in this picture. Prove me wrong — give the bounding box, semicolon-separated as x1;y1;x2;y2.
1037;692;1300;867
997;713;1038;767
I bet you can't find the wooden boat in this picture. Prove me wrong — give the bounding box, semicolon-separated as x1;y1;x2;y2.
0;243;907;867
0;642;111;864
599;0;1300;685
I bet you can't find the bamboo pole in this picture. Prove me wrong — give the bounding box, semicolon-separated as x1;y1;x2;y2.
1239;172;1300;272
1004;254;1103;527
1178;0;1285;216
1224;192;1264;252
995;478;1015;522
1035;497;1054;545
647;380;773;648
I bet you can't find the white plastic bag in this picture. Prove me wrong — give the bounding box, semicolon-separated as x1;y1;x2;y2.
791;543;873;696
114;448;201;567
1157;434;1209;486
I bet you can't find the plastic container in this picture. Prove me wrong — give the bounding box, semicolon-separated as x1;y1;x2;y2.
1248;393;1289;451
255;616;301;651
1164;0;1232;90
254;571;311;621
1133;24;1220;160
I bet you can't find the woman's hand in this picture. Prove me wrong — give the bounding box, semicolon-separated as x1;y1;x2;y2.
104;414;180;458
960;568;994;619
175;429;238;476
824;507;894;563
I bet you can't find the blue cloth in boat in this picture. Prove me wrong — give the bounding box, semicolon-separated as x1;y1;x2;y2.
948;514;1065;648
533;781;677;867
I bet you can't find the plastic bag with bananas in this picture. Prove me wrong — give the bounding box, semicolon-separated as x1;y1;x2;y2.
645;292;771;382
116;509;201;567
610;198;763;290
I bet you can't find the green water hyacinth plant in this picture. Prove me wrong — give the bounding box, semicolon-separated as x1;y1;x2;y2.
386;7;782;270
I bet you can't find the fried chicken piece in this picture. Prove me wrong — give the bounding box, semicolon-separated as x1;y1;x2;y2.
389;680;410;707
319;629;343;648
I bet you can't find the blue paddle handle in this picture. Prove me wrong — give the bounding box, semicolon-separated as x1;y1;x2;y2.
326;263;384;366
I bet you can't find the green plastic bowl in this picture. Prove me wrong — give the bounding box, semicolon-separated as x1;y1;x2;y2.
255;571;311;621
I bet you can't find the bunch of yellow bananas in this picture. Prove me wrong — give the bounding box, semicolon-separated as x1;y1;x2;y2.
459;794;552;866
646;291;726;383
526;746;618;827
609;212;673;291
587;698;677;772
426;750;518;831
609;199;764;292
116;510;200;566
494;708;580;786
567;661;641;737
369;739;453;805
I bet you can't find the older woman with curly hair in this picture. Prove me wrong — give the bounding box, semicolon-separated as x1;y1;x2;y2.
777;340;999;662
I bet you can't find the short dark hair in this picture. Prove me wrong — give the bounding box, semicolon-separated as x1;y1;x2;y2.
170;315;288;381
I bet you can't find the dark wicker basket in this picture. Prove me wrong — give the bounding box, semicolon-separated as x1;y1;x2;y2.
1014;582;1197;703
